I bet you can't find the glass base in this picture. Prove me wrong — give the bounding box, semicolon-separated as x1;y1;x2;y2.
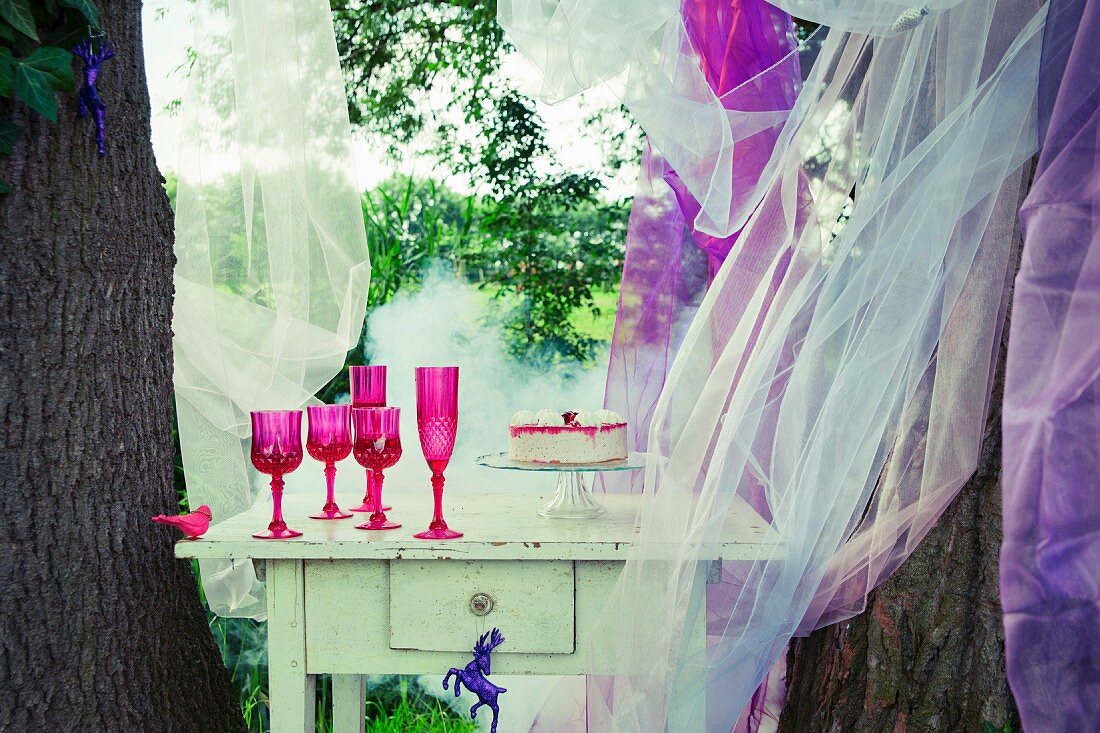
539;472;607;519
253;524;303;539
413;527;464;540
350;501;392;512
310;506;353;520
356;518;402;530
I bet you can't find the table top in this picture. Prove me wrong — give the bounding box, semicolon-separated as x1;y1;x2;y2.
175;490;784;562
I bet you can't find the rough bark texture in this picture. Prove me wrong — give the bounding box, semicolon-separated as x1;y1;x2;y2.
779;316;1019;733
0;3;245;731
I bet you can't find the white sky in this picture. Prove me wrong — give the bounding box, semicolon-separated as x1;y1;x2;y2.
141;1;638;197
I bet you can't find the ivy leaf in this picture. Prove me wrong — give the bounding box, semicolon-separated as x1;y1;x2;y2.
0;178;11;195
0;118;21;155
23;47;76;92
0;46;12;97
14;66;58;121
0;0;39;42
59;0;100;28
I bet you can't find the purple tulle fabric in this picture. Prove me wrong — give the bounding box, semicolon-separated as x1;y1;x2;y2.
1001;0;1100;726
602;0;799;491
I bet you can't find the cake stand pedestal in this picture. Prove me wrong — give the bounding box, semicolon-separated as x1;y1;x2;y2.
475;452;646;519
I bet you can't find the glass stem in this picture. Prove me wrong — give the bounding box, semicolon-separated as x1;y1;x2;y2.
363;468;374;505
371;470;387;521
271;474;286;527
429;473;446;529
324;463;337;509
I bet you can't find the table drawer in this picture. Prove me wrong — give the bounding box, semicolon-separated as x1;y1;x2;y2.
389;560;574;654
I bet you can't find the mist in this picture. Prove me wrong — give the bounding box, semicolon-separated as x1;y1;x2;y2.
363;266;608;498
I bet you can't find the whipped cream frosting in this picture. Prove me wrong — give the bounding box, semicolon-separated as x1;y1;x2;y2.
509;409;624;427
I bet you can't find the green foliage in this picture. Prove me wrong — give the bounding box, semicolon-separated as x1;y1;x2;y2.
363;176;476;306
328;0;635;366
471;172;629;363
331;0;505;150
0;0;99;191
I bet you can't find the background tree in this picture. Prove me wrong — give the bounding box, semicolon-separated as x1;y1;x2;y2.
0;2;243;729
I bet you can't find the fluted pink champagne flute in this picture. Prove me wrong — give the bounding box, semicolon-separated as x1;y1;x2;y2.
413;366;462;540
250;410;305;540
306;404;354;520
349;365;391;513
352;407;402;530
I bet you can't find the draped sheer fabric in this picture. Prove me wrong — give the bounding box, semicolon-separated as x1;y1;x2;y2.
1001;0;1100;726
502;0;1047;728
602;146;704;494
602;1;801;495
172;0;370;617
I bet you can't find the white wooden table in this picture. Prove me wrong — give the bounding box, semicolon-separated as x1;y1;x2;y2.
176;490;781;733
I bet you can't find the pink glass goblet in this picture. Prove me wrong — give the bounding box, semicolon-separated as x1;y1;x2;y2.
352;407;402;530
250;410;305;540
413;366;463;540
306;404;354;520
349;365;391;513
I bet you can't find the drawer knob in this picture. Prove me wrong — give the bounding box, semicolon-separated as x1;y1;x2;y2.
469;592;494;616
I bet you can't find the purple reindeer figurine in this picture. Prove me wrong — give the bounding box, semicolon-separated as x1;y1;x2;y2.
73;36;115;157
443;628;507;733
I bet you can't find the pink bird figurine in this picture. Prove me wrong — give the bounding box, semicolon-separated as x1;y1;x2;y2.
151;505;212;540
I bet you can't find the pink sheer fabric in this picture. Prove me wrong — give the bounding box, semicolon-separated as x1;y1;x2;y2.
602;146;706;493
1001;0;1100;726
602;0;801;490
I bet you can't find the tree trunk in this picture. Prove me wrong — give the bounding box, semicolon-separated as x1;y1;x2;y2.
779;301;1020;733
0;3;244;731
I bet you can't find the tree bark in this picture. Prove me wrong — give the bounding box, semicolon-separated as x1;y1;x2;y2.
0;3;245;731
779;300;1020;733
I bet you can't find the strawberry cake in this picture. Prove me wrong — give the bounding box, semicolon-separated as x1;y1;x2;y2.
508;409;627;464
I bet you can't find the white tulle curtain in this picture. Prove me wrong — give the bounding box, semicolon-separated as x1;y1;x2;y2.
172;0;370;618
502;0;1046;728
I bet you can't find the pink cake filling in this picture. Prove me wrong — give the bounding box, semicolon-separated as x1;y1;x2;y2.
508;422;628;464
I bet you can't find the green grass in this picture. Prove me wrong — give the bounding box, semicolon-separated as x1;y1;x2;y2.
364;697;479;733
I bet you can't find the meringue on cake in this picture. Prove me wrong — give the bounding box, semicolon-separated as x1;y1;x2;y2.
508;409;627;464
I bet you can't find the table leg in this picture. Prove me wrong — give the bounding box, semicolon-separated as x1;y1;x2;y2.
267;560;316;733
331;675;365;733
667;570;709;732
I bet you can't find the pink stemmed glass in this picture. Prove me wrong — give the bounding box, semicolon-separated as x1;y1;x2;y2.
413;366;463;540
349;365;391;513
250;410;305;540
352;407;403;530
306;404;354;520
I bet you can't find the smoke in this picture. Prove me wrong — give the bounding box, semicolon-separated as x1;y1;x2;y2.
362;265;608;497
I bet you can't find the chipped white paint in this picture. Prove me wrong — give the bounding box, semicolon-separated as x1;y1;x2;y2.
177;491;783;733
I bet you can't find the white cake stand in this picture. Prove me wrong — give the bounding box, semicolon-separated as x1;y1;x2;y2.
475;452;647;519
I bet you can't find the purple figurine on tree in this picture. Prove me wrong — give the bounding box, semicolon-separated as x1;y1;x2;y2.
73;35;115;157
443;628;507;733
